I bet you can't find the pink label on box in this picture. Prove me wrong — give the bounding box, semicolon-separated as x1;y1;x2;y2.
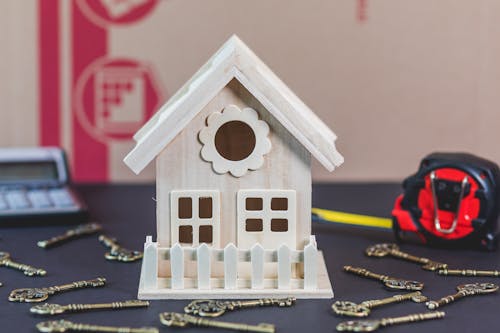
39;0;165;182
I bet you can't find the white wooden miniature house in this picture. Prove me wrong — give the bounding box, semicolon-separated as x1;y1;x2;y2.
124;35;344;299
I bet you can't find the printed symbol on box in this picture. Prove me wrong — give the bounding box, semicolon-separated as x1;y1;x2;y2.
74;58;165;142
357;0;369;23
100;0;151;19
76;0;158;27
95;67;146;134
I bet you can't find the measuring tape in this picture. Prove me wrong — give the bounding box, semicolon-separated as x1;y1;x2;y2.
313;153;500;251
312;208;392;229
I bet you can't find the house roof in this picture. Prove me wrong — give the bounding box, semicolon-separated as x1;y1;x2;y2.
124;35;344;174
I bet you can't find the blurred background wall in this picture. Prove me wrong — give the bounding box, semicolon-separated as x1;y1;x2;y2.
1;0;499;182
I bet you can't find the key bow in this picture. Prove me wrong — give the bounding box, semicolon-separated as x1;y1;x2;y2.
184;300;227;317
31;303;65;315
337;319;380;332
332;301;370;317
9;287;51;302
365;244;398;257
105;248;143;262
36;320;73;333
159;312;190;327
383;278;424;291
457;282;498;294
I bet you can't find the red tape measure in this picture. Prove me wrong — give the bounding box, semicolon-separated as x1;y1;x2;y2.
392;153;500;250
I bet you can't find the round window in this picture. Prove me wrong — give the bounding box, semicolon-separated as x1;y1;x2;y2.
214;121;256;161
199;105;271;177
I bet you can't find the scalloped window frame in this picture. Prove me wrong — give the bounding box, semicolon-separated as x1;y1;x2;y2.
199;105;272;177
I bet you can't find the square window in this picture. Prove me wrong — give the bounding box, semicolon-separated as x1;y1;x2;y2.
245;219;263;232
178;197;192;219
271;219;288;232
199;197;213;218
199;225;213;243
178;225;193;243
246;197;263;211
271;198;288;211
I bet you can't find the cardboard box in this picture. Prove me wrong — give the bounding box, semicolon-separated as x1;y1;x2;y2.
1;0;499;182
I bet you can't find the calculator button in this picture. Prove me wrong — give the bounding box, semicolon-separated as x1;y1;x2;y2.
48;189;75;207
27;190;52;208
0;195;7;210
5;191;30;209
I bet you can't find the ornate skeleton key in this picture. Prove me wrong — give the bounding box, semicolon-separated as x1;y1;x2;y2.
438;268;500;277
38;223;102;248
0;251;46;276
426;282;498;309
184;297;296;317
8;277;106;303
36;320;158;333
98;235;143;262
30;300;149;315
332;291;428;317
160;312;275;333
336;311;445;332
365;243;448;271
343;266;424;291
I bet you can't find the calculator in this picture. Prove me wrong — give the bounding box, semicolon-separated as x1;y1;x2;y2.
0;147;88;226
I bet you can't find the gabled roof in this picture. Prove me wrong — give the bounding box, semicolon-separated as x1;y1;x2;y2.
124;35;344;174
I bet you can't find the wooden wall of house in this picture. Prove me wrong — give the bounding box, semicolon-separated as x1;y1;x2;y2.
155;79;312;264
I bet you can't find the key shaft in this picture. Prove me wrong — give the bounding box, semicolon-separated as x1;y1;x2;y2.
343;266;424;291
381;311;445;327
361;291;427;308
426;282;498;310
31;300;149;315
160;312;275;333
36;320;158;333
99;235;143;262
333;292;427;317
185;297;295;317
343;266;387;281
38;223;102;249
0;251;46;276
9;277;106;303
365;243;448;271
336;311;445;332
438;268;500;277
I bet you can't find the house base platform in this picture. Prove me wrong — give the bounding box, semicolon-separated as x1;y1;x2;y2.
137;251;334;299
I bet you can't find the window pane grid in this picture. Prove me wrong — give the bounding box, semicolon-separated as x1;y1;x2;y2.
171;190;220;247
239;193;292;232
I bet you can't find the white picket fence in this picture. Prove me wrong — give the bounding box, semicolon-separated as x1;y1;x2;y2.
142;236;318;291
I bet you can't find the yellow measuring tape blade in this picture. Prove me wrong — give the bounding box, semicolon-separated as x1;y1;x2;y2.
312;207;393;229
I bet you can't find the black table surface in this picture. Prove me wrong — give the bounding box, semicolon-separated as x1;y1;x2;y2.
1;183;499;332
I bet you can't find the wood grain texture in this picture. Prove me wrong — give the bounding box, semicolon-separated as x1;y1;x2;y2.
156;79;312;252
125;35;343;174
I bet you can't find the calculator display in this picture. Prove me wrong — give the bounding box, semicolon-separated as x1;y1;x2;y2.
0;162;58;182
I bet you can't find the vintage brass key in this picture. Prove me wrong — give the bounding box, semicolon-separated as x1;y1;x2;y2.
38;223;102;249
36;320;158;333
332;291;428;317
160;312;275;333
31;300;149;315
9;277;106;303
99;235;143;262
365;243;448;271
438;268;500;277
426;282;498;309
0;251;47;276
343;266;424;291
336;311;445;332
184;297;295;317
